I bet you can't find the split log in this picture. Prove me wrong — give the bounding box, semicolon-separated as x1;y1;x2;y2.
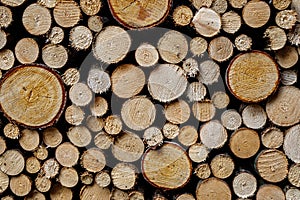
264;26;287;50
162;122;179;139
275;45;298;69
86;116;104;132
227;51;280;103
212;91;230;109
172;5;193;26
273;0;291;10
228;0;247;8
164;100;190;124
232;172;257;198
15;38;39;64
194;163;211;179
284;124;300;163
80;148;106;173
192;100;216;122
261;127;284;149
135;43;159;67
198;60;220;85
288;163;300;187
53;0;81;28
256;184;285;200
0;6;12;28
59;167;78;188
208;36;233;62
35;175;51;193
95;170;111;188
93;26;131;64
42;44;68;69
192;7;221;37
87;68;111;94
275;10;297;29
199;120;227;149
55;142;79;167
196;177;231;200
256;149;288;183
90;96;108;117
41;158;60;178
0;49;15;70
65;105;85;126
229;128;260;159
234;34;252;51
178;125;198;147
221;11;241;34
143;127;164;148
111;163;137;190
210;154;234;179
48;26;64;44
50;184;73;200
186;82;207;102
111;64;145;98
10;174;31;197
242;104;267;129
242;0;271;28
112;131;144;162
107;0;171;29
0;170;9;194
0;149;25;176
88;15;103;32
157;30;188;64
42;127;63;148
80;184;110;200
142;142;192;190
211;0;228;14
266;86;300;127
104;115;122;135
188;143;209;163
25;156;41;174
69;82;92;106
3;123;20;139
221;109;242;131
190;37;208;56
19;129;40;151
34;145;48;160
0;30;7;50
94;131;114;150
69;26;93;51
281;70;297;86
80;0;101;16
22;4;51;35
67;126;92;147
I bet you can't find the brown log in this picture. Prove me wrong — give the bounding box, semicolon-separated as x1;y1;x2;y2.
212;91;230;109
0;136;6;155
111;64;145;98
88;15;103;32
256;184;285;200
129;191;144;200
196;177;231;200
69;82;92;106
0;30;7;50
211;0;228;14
275;45;298;69
192;100;216;122
190;37;208;56
256;149;288;183
157;30;188;64
221;109;242;131
41;158;59;178
221;11;241;34
0;49;14;70
67;126;92;147
80;183;110;200
25;156;41;174
55;142;79;167
22;4;51;35
208;36;233;62
234;34;252;51
69;26;93;51
228;0;247;8
227;51;280;103
25;190;46;200
80;148;106;173
108;0;171;29
80;0;101;16
65;105;85;126
15;38;39;64
194;163;211;179
34;145;48;161
288;163;300;187
95;170;111;188
178;125;198;147
111;163;137;190
37;0;56;8
172;5;193;26
50;184;73;200
90;96;108;117
42;44;68;69
190;0;212;10
188;143;209;163
200;120;227;149
94;131;114;150
42;127;63;148
182;58;199;77
143;127;164;148
198;60;220;85
264;26;287;51
61;68;80;86
86;115;104;132
135;43;159;67
229;128;260;159
261;127;284;149
284;124;300;163
162;122;179;139
232;172;257;198
275;10;297;30
53;0;81;28
142;142;192;190
176;193;195;200
93;26;131;64
19;129;40;151
186;82;207;102
87;68;111;94
0;170;9;194
10;174;31;197
3;123;20;139
0;6;12;28
0;149;25;176
112;131;144;162
164;100;190;124
266;86;300;127
48;26;64;44
242;104;267;129
80;172;93;185
242;0;270;28
273;0;291;10
104;115;123;135
210;154;234;179
59;167;79;188
281;70;298;86
110;188;128;200
35;175;51;193
192;7;221;37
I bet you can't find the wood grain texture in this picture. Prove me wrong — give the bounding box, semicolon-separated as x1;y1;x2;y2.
242;0;270;28
196;177;231;200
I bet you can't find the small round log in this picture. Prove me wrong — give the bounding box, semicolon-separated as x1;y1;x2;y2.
86;115;104;132
129;191;144;200
111;163;137;190
143;127;164;148
38;0;56;8
286;188;300;200
19;129;40;151
41;158;60;178
261;127;284;149
55;142;79;167
42;127;63;148
94;131;114;150
275;10;297;30
34;145;48;160
190;37;208;56
135;43;159;67
242;104;267;129
210;154;234;179
80;0;101;16
80;148;106;173
0;30;7;50
25;156;41;174
0;136;6;155
164;100;190;124
172;5;193;26
80;172;93;185
284;124;300;163
242;0;270;28
212;91;230;109
0;149;24;176
65;105;85;126
15;38;39;64
67;126;92;147
281;70;297;86
53;0;81;28
3;123;20;139
110;188;128;200
88;16;103;32
42;44;68;69
186;82;206;102
182;58;199;77
234;34;252;51
162;122;179;139
48;26;64;44
178;125;198;147
80;184;110;200
273;0;291;10
211;0;227;14
194;163;211;179
288;163;300;187
191;0;212;10
264;26;287;51
35;175;51;193
59;167;78;188
50;184;73;200
208;36;233;62
104;115;122;135
90;96;108;117
0;49;15;70
232;172;257;199
196;177;231;200
188;143;209;163
221;109;242;131
95;170;111;188
0;6;12;28
275;45;298;69
228;0;247;8
192;100;216;122
0;170;9;194
176;194;195;200
69;26;93;51
221;11;241;34
10;174;31;197
25;190;46;200
256;184;285;200
62;68;80;86
69;82;92;106
198;60;220;85
87;68;111;94
200;120;227;149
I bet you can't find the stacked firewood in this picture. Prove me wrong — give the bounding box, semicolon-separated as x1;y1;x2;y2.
0;0;300;199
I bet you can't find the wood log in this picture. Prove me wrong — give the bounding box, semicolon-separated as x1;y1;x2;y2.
256;184;285;200
1;196;14;200
10;174;31;197
19;129;40;151
275;45;298;69
25;190;46;200
93;26;131;64
69;26;93;51
69;82;92;106
228;0;247;9
42;127;63;148
48;26;64;44
34;145;48;161
80;183;110;200
80;0;101;16
162;122;179;139
111;64;145;98
190;37;208;57
266;86;300;127
0;49;15;70
104;115;122;136
281;70;298;86
199;120;227;149
292;0;300;20
0;136;6;155
15;38;39;64
176;193;195;200
242;0;270;28
65;105;85;126
288;24;300;46
143;127;164;148
41;158;59;178
111;163;137;190
88;15;103;32
135;43;159;67
210;154;234;179
212;91;230;109
182;58;199;77
59;167;78;188
129;191;144;200
67;126;92;147
172;5;193;26
256;149;288;183
192;100;216;122
110;188;128;200
194;163;211;179
284;124;300;163
0;30;7;50
80;148;106;173
35;175;51;193
0;6;12;28
232;172;257;198
234;34;252;51
22;4;51;36
86;116;104;132
208;36;233;62
192;7;221;37
107;0;171;29
42;44;68;69
0;170;9;194
229;128;260;159
90;96;108;117
264;26;287;51
186;82;207;102
61;68;80;86
273;0;291;10
211;0;228;14
227;51;280;103
221;109;242;131
188;143;209;163
221;11;241;34
190;0;212;10
3;123;20;139
242;104;267;129
261;127;284;149
50;184;73;200
164;100;190;124
55;142;79;167
0;149;24;176
275;10;297;29
112;131;144;162
196;177;231;200
178;125;198;147
288;163;300;187
142;142;192;190
87;68;111;94
286;188;300;200
198;60;220;85
157;30;188;64
94;131;114;150
25;156;41;174
95;170;111;188
53;0;81;28
80;172;93;185
37;0;57;8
